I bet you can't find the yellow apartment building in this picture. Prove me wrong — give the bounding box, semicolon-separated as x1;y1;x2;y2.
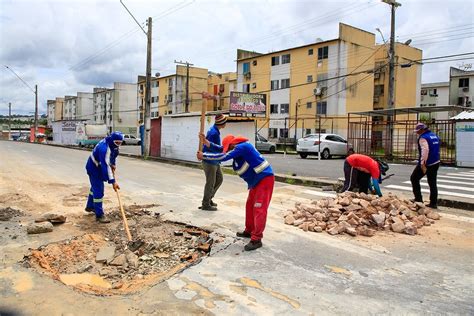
137;65;210;123
236;23;422;141
207;72;237;111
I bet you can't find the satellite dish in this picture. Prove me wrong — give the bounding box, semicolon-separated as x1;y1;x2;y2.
404;39;412;46
155;72;160;77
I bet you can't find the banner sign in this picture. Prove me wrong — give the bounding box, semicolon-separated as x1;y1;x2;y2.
229;92;266;117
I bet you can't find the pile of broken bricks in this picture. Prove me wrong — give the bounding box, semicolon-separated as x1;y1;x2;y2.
283;191;440;237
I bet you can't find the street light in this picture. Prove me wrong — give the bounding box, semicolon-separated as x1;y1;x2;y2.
4;65;38;142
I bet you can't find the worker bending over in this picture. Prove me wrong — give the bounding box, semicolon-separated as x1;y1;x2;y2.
85;131;124;223
198;134;274;251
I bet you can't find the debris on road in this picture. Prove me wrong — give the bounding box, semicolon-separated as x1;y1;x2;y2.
35;212;67;224
26;222;54;234
283;191;440;236
0;207;24;221
23;209;220;295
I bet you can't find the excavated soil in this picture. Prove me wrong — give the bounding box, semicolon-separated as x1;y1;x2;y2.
23;207;218;296
0;207;24;221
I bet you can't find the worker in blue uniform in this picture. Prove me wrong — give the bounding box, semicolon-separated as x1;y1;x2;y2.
85;131;124;223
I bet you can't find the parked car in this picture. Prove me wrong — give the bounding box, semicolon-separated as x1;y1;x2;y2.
255;134;276;153
122;134;141;145
296;133;351;159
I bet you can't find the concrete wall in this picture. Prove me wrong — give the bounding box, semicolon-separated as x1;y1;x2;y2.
160;114;255;162
113;82;138;135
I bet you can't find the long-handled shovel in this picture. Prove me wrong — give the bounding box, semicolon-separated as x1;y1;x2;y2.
115;189;132;242
112;169;132;242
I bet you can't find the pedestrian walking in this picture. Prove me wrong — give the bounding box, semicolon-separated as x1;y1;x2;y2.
200;114;227;211
343;153;388;196
85;131;124;223
410;123;440;209
197;134;274;251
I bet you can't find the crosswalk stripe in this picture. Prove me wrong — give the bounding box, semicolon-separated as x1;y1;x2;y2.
445;173;474;178
402;181;474;192
385;185;474;199
437;175;474;181
420;179;474;186
302;190;337;198
453;171;474;175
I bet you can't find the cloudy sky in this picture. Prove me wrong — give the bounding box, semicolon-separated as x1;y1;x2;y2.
0;0;473;115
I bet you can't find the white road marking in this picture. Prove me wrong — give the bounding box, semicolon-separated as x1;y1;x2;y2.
445;173;474;178
437;175;474;181
385;185;474;199
301;190;337;198
418;179;474;186
402;181;474;192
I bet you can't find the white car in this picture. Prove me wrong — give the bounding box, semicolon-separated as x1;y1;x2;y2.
122;134;141;145
297;133;351;159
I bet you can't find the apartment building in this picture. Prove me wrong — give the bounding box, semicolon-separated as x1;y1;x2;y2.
46;97;64;126
93;83;138;135
207;72;237;111
62;92;94;122
449;66;473;107
236;23;422;141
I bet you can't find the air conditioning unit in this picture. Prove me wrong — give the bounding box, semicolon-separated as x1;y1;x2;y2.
462;87;469;92
374;73;380;79
314;87;322;96
118;118;122;123
373;96;379;103
244;72;251;80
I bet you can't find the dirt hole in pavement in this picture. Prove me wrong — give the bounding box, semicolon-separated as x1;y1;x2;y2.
23;205;218;296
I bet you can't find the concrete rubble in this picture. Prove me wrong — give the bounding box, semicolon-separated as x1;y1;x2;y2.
283;191;440;236
26;222;54;234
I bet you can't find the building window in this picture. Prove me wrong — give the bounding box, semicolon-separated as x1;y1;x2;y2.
281;78;290;89
279;128;289;138
429;88;438;96
317;101;327;115
305;128;311;135
374;84;384;96
318;46;329;60
252;82;257;89
280;103;289;114
421;89;427;95
243;84;250;93
243;62;250;74
269;128;278;138
306;101;312;109
270;104;279;114
271;56;280;66
271;80;279;90
459;78;469;88
308;48;313;55
307;75;313;83
282;54;291;64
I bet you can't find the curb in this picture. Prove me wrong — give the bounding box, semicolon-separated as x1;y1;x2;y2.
7;141;474;211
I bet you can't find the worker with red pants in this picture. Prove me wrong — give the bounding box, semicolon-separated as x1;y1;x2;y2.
197;134;274;251
343;153;387;196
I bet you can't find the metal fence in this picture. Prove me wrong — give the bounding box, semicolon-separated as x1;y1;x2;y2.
348;119;456;164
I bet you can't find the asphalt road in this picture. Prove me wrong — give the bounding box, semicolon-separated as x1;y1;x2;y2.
120;145;473;190
1;141;473;315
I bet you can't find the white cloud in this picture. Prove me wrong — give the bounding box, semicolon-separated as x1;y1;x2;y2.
0;0;473;115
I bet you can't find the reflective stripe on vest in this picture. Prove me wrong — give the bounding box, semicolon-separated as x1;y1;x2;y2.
236;162;250;175
254;160;270;174
93;198;103;203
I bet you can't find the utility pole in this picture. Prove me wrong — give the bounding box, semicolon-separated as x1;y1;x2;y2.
382;0;401;157
34;85;38;141
8;102;12;140
174;60;193;112
4;65;38;142
144;17;152;156
120;0;152;157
